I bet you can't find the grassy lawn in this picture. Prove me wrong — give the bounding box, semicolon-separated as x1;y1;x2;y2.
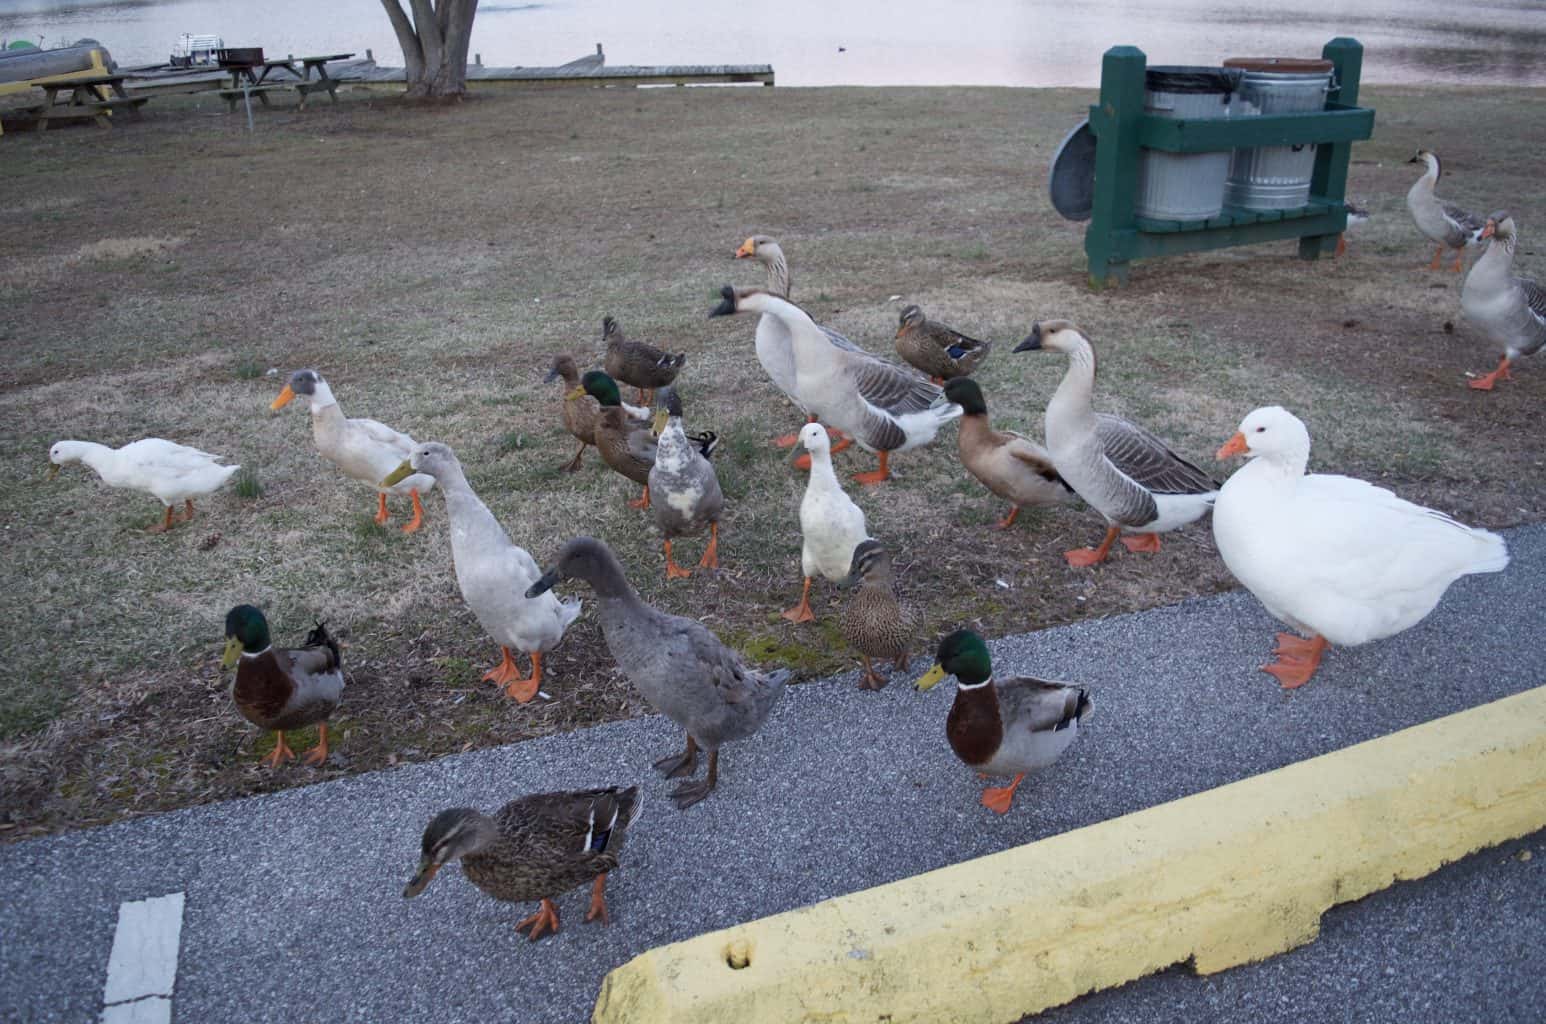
1;82;1541;839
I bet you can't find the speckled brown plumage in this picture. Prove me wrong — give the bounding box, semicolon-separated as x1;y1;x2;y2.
602;316;685;399
839;540;915;689
894;305;993;381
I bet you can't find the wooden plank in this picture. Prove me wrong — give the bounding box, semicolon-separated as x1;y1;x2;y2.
1130;210;1350;260
1300;39;1365;261
1084;46;1147;287
1137;104;1374;154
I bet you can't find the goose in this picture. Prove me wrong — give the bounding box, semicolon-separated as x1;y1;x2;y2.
526;537;788;809
942;377;1076;529
839;539;915;690
48;438;239;532
783;423;868;623
710;286;962;485
602;316;685;406
894;305;993;382
649;386;724;579
271;369;434;533
1014;321;1218;566
1459;211;1546;390
544;354;649;472
1214;406;1509;688
382;443;581;702
404;786;642;941
221;605;344;767
1406;150;1486;273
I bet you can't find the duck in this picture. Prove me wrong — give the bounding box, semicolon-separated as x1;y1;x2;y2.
1459;211;1546;390
602;315;685;406
1406;150;1487;273
649;386;724;579
381;443;581;702
915;629;1091;814
839;540;915;690
710;287;962;485
1014;321;1218;567
544;354;649;472
221;605;344;767
783;423;868;624
942;377;1076;530
404;786;642;941
1335;199;1370;258
1214;406;1509;688
526;537;789;809
894;305;993;383
270;369;435;533
734;234;863;450
579;371;715;511
48;438;239;532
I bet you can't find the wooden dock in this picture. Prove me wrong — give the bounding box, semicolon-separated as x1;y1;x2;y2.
335;58;774;90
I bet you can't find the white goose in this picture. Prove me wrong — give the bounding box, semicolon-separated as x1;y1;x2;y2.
1014;320;1218;566
48;438;239;532
1459;210;1546;390
1406;150;1487;273
783;423;869;624
710;286;962;484
1214;406;1508;688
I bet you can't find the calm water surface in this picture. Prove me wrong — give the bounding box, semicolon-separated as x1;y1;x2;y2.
1;0;1544;86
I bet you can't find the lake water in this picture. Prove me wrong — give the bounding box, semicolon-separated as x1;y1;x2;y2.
2;0;1544;87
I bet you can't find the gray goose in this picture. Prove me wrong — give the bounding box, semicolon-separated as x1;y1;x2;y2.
1406;150;1487;273
1460;211;1546;390
648;386;725;579
1014;321;1218;567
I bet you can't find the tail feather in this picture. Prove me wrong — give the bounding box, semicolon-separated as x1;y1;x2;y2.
1467;528;1510;575
303;620;343;669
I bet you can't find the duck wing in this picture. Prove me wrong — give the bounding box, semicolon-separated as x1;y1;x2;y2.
850;358;944;416
1095;413;1218;495
1439;200;1486;237
819;323;867;354
1519;276;1546;328
995;676;1090;733
1001;431;1066;483
504;786;642;868
350;416;417;455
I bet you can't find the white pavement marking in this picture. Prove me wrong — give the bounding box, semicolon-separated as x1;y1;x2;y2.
100;891;185;1022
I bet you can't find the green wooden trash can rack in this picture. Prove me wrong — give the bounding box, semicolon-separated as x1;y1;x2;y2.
1081;37;1375;288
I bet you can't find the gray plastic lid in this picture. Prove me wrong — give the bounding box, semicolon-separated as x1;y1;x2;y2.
1049;119;1096;222
1144;65;1243;94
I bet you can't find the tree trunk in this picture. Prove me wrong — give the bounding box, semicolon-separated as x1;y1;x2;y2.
379;0;479;98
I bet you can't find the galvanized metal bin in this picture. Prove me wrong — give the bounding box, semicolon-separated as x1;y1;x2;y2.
1134;66;1241;222
1223;57;1335;210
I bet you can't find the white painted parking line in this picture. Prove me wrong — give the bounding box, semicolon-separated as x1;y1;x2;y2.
101;891;184;1021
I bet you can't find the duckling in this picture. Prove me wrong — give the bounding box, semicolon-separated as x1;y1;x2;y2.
602;316;686;406
839;539;915;690
942;377;1075;529
544;354;649;473
894;305;993;383
580;371;714;511
784;423;868;623
48;438;239;532
221;605;344;767
649;386;724;579
915;629;1091;814
404;786;642;941
527;538;788;808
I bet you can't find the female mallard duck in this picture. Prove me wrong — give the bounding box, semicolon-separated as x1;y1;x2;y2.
404;786;642;941
734;234;864;450
895;305;993;383
545;354;649;472
942;377;1076;530
382;443;581;702
1406;150;1487;273
602;315;686;406
710;287;962;485
784;423;868;623
221;605;344;767
839;540;915;690
527;538;789;808
649;386;724;579
1214;407;1508;688
1014;321;1218;566
271;369;435;533
48;438;239;532
580;371;715;511
915;629;1091;814
1459;211;1546;390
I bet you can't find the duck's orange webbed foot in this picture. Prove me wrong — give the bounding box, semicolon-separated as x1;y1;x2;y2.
628;486;651;510
585;875;610;926
852;451;891;486
992;506;1021;530
1259;633;1328;689
401;490;425;533
1468;357;1512;391
516;898;561;941
980;773;1026;815
373;492;390;525
664;540;693;580
1064;527;1119;568
300;723;330;766
696;523;720;570
781;577;815;623
1119;532;1162;554
261;731;296;768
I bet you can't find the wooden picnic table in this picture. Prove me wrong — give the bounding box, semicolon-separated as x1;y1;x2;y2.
3;73;149;132
220;53;354;112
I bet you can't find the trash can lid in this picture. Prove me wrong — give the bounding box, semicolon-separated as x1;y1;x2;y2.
1144;65;1242;94
1224;57;1334;73
1048;118;1096;222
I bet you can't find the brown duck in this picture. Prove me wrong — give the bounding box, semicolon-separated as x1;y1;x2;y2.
602;315;686;406
221;604;344;768
894;304;993;383
839;539;916;689
943;377;1077;529
403;786;642;941
545;355;649;473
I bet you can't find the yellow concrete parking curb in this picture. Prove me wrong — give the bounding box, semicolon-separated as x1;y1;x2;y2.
592;685;1546;1024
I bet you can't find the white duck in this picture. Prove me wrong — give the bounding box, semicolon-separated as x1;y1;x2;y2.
1406;150;1487;273
382;443;581;702
1214;406;1509;689
271;369;435;532
783;423;869;624
1459;211;1546;390
49;438;239;532
710;287;962;484
1014;320;1218;566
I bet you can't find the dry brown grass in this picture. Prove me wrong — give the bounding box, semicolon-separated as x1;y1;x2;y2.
1;83;1542;839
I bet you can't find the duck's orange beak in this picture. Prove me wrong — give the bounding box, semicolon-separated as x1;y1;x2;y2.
1480;220;1497;240
1216;432;1249;459
734;238;756;259
270;384;296;411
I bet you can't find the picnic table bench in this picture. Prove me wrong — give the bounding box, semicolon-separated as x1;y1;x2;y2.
0;74;148;133
218;52;354;113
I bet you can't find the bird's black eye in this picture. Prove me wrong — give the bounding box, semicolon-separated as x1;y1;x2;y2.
1255;426;1266;433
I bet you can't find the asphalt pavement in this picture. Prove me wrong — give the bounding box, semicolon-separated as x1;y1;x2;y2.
2;525;1542;1024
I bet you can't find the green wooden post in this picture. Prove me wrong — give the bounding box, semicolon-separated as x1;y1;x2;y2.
1298;37;1364;260
1085;47;1146;288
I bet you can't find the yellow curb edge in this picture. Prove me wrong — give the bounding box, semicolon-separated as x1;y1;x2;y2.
592;685;1546;1023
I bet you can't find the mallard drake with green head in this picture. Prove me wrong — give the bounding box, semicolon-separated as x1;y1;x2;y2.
915;629;1091;814
579;371;714;511
895;305;993;383
404;786;642;941
222;605;344;767
649;386;724;579
602;316;686;406
839;539;915;690
545;354;649;472
942;377;1076;530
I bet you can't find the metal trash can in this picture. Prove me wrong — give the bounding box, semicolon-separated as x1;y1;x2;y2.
1222;57;1335;210
1134;66;1241;222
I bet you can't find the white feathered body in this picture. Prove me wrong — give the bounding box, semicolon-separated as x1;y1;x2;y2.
308;391;435;498
53;439;239;506
799;437;868;582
